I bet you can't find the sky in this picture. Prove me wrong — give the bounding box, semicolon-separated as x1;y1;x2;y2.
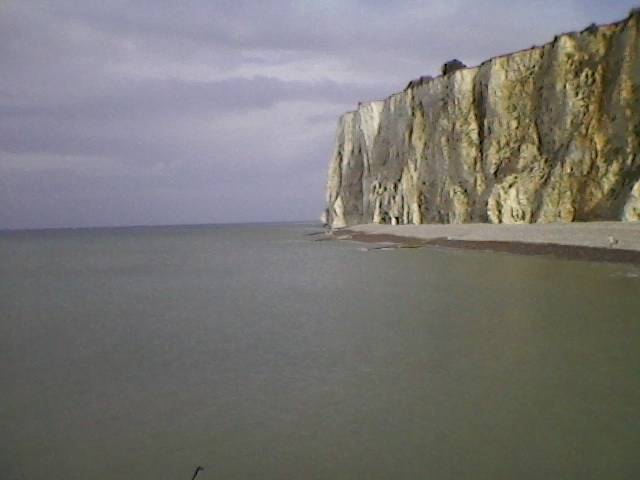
0;0;637;229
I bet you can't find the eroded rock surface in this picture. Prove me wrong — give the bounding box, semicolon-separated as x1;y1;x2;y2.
325;11;640;227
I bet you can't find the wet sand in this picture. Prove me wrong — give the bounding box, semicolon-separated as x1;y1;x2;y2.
332;222;640;264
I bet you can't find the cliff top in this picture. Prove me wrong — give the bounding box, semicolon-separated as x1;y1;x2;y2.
341;8;639;117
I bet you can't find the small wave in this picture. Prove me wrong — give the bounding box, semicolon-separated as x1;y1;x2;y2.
610;270;640;279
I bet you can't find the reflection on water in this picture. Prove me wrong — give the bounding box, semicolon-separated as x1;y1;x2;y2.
1;224;639;479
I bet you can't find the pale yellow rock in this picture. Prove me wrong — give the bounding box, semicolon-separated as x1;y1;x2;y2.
623;180;640;221
325;11;640;228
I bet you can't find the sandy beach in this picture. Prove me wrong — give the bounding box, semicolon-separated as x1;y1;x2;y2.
334;222;640;264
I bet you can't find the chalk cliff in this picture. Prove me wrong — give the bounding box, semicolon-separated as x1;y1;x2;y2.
325;10;640;228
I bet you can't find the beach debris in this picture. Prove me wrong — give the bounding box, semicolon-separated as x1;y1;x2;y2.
191;466;204;480
609;270;640;278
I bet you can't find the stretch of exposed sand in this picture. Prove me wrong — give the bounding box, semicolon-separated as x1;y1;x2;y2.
336;222;640;264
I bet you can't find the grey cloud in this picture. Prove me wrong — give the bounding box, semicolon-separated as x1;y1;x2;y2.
1;0;638;229
1;76;390;120
0;74;386;168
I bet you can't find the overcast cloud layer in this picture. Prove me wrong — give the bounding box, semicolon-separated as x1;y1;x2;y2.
0;0;637;228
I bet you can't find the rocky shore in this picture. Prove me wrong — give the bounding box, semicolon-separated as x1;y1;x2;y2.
330;222;640;264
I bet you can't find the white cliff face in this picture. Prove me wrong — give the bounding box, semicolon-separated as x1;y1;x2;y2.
624;180;640;221
325;11;640;228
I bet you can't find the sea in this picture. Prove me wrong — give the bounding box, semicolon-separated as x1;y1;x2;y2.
1;223;639;479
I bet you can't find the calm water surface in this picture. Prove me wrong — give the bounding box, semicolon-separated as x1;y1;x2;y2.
1;224;639;479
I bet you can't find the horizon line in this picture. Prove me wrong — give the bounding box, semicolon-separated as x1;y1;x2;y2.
0;219;322;234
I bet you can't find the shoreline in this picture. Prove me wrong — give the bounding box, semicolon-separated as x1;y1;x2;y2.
331;222;640;265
